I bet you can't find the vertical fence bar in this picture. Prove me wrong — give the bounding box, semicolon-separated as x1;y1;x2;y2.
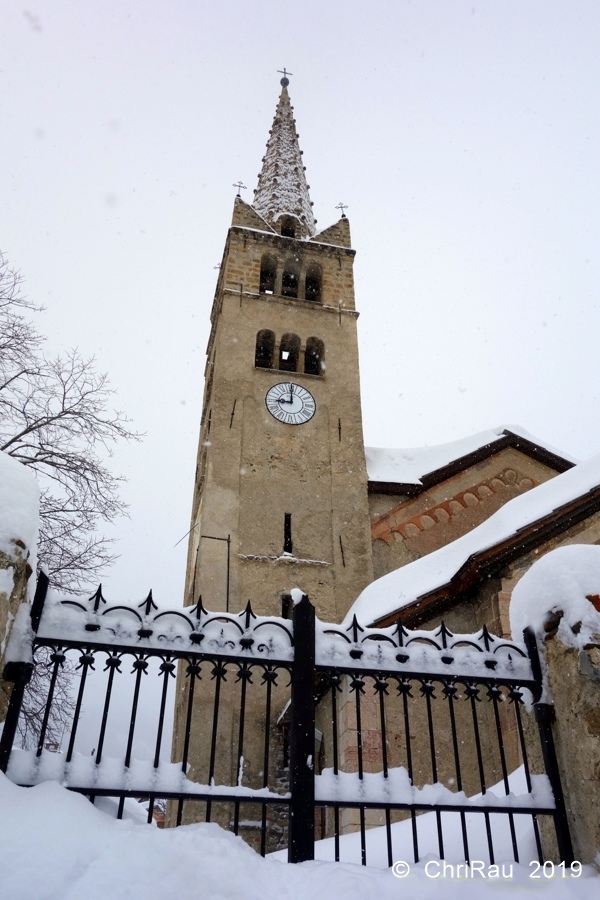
398;679;419;863
206;663;226;823
353;675;367;865
330;674;341;862
146;657;175;824
376;677;393;867
511;691;543;863
422;680;444;858
29;571;49;633
116;655;147;818
232;662;250;836
94;655;121;765
466;682;495;863
288;595;315;864
488;684;519;861
260;664;275;857
35;649;65;757
153;658;175;769
177;660;201;825
65;651;94;763
444;680;469;863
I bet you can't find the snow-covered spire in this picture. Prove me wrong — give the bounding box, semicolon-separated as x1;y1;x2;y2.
252;76;316;238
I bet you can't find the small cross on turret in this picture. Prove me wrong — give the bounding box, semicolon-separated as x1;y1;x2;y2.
335;201;348;218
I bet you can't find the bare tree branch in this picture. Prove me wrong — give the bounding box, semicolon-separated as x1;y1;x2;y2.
0;251;142;593
1;251;143;745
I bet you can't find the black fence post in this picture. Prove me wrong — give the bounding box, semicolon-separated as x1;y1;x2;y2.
30;571;49;634
524;627;574;864
0;572;48;772
288;594;315;863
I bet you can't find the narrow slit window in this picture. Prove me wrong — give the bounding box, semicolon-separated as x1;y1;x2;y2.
279;333;300;372
259;255;277;294
305;264;322;303
304;337;324;376
281;259;300;299
255;329;275;369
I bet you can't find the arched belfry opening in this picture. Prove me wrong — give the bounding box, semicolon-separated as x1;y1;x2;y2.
280;216;296;238
259;255;277;294
305;263;322;303
255;329;275;368
279;333;300;371
304;337;324;375
281;259;300;299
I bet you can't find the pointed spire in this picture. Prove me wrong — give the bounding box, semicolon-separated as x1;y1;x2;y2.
252;78;316;237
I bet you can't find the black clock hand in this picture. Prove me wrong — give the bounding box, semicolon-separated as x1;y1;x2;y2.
278;385;295;405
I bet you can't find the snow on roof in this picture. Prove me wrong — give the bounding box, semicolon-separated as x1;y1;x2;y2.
0;451;39;558
366;425;576;486
347;451;600;627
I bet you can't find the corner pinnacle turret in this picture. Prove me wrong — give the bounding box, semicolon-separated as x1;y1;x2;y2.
252;76;316;238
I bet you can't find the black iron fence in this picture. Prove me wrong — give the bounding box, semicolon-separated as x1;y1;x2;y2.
0;574;573;866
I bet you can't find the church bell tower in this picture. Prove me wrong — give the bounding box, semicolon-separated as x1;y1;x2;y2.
185;75;373;623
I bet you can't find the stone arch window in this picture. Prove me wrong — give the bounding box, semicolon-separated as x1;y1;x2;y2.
280;258;301;298
280;217;296;238
255;329;275;369
279;333;300;372
259;254;277;294
281;259;300;298
304;337;324;376
305;263;322;303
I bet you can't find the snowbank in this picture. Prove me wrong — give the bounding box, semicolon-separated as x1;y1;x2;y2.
0;773;597;899
510;545;600;647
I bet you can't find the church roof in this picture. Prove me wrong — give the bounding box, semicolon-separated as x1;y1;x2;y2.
252;80;316;237
346;450;600;628
366;426;575;494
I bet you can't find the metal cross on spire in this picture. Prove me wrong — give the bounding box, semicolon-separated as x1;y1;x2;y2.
233;181;247;197
335;202;348;218
277;67;293;87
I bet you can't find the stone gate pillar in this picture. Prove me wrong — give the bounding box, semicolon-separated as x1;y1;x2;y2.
0;452;39;721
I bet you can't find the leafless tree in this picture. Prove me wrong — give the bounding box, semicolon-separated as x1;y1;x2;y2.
1;252;142;745
0;252;141;593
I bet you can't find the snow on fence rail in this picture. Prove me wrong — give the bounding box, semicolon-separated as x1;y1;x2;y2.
0;573;573;866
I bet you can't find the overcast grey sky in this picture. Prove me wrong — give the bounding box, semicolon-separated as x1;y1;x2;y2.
3;1;600;606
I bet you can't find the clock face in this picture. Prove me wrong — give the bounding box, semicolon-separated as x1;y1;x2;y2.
265;382;316;425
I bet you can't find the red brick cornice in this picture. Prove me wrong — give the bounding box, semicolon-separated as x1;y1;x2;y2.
372;484;600;629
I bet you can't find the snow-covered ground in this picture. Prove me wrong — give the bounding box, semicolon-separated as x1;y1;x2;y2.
0;772;597;899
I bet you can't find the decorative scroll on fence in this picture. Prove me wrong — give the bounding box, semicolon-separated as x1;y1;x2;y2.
0;574;573;866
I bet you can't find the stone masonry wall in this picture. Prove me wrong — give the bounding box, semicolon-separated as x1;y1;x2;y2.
0;544;33;722
530;629;600;864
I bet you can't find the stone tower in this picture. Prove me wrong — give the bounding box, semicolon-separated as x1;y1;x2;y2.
184;76;373;623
